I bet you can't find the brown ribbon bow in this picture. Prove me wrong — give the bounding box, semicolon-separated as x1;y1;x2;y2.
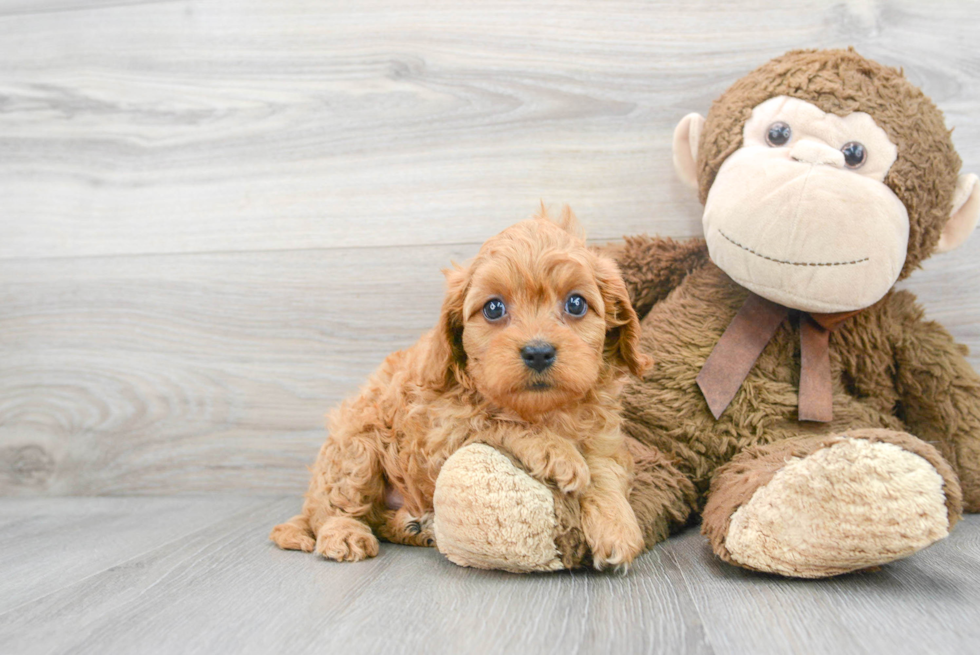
696;293;861;422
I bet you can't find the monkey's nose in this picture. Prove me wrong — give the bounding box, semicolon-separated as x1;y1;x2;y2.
790;140;845;168
521;342;556;373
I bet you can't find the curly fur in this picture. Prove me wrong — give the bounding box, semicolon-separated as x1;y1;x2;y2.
271;207;651;569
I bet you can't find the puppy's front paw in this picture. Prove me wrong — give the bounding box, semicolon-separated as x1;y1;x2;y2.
529;441;591;494
315;516;380;562
270;518;315;552
583;506;644;572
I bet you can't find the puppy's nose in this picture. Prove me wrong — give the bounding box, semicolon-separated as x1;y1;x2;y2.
521;342;556;373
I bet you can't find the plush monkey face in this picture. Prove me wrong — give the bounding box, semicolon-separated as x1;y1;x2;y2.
672;49;980;314
702;97;907;312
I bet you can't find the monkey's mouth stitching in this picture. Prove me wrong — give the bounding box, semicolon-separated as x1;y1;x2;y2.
719;230;869;267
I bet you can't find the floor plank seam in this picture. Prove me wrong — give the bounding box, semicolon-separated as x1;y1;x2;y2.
661;542;719;655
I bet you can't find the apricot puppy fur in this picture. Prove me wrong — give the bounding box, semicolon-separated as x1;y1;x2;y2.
270;207;651;569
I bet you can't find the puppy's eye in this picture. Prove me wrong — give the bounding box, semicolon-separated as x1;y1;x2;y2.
765;122;792;147
564;294;587;317
483;298;506;321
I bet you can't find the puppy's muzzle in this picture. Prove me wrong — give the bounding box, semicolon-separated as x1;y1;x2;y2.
521;341;556;373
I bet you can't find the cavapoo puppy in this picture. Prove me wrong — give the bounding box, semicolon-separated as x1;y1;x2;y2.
270;207;651;569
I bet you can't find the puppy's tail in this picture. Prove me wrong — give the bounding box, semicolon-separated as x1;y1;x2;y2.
270;514;315;552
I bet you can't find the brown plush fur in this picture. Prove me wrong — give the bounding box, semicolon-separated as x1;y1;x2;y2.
617;252;980;512
271;208;652;568
625;437;699;548
695;47;961;279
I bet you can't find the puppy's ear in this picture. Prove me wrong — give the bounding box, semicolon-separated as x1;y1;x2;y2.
555;205;586;239
534;202;586;239
595;255;652;378
424;264;470;389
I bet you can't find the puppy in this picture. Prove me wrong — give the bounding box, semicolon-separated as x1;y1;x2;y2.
270;207;651;569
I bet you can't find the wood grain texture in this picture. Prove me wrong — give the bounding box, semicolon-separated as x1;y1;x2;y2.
663;517;980;655
0;495;259;614
0;245;469;495
1;0;978;259
1;0;980;495
1;497;978;655
2;242;977;496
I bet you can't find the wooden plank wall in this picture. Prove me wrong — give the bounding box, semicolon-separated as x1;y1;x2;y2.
2;0;978;495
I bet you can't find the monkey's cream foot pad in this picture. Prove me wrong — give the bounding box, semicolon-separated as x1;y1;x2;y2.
432;443;565;572
725;438;951;578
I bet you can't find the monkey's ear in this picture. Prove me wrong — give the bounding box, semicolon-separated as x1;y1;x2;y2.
936;173;980;253
672;113;705;192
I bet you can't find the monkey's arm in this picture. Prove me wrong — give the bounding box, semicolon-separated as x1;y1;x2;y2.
891;293;980;512
598;236;709;320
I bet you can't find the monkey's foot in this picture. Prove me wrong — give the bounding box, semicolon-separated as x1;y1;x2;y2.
433;444;579;573
704;430;962;578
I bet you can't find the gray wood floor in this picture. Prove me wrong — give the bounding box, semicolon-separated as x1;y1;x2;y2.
1;497;978;655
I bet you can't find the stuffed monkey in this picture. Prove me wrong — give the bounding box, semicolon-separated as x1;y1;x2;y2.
432;48;980;577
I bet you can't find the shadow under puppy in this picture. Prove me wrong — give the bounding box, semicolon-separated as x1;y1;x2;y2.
271;207;651;570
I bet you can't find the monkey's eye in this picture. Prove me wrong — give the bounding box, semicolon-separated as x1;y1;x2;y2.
765;122;792;147
841;141;867;169
564;294;588;317
483;298;506;321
